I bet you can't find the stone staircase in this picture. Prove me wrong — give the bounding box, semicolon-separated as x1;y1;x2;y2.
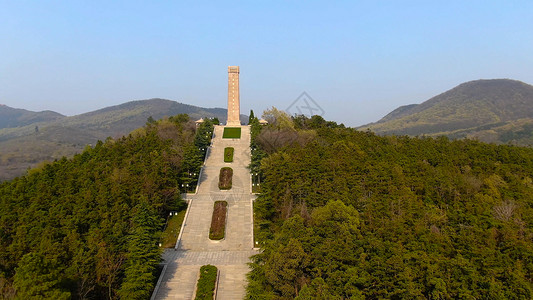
152;125;258;300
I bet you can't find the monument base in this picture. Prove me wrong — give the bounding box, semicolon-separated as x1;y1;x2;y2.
226;121;241;126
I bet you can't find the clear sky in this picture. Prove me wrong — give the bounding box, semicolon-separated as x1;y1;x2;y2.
1;1;532;126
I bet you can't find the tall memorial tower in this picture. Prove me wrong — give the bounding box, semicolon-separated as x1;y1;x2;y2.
227;66;241;126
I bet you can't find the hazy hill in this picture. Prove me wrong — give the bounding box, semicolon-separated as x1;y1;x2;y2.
0;98;245;181
361;79;533;145
0;104;65;129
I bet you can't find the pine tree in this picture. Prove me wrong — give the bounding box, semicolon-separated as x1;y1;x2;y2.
118;200;162;299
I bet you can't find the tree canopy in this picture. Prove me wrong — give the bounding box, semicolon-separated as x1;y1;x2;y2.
248;114;533;299
0;115;206;299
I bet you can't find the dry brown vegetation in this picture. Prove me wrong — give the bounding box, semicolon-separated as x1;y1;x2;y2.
218;167;233;190
209;201;227;240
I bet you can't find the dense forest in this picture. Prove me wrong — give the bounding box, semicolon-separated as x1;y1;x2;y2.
247;110;533;299
0;115;214;299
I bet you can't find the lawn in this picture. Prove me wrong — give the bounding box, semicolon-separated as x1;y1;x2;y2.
224;147;234;162
160;210;187;248
222;127;241;138
209;201;228;240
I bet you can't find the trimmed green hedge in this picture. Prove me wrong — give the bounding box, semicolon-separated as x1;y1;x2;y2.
218;167;233;190
209;201;227;240
224;147;234;162
195;265;218;300
222;127;241;138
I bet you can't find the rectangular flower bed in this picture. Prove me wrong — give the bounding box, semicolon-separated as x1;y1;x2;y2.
218;167;233;190
209;201;227;240
224;147;234;162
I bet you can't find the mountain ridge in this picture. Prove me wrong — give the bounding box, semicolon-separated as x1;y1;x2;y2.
0;98;246;181
361;79;533;145
0;104;65;130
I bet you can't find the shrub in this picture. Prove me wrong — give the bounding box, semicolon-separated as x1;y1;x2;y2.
223;127;241;138
195;265;218;300
224;147;234;162
218;167;233;190
209;201;227;240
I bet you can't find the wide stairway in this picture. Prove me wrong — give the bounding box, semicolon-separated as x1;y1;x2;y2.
152;125;258;300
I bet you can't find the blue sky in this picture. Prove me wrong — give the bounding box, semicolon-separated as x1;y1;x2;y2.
1;1;532;126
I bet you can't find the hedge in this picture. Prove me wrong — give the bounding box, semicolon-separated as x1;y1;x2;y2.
224;147;234;162
195;265;218;300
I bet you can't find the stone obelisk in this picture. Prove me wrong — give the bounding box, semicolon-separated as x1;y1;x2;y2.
226;66;241;126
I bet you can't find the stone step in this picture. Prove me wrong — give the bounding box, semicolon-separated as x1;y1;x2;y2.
153;265;199;300
152;125;255;299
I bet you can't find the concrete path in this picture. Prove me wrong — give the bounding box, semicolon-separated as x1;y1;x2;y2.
152;125;258;300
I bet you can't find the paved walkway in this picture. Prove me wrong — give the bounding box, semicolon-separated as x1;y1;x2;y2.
152;125;258;300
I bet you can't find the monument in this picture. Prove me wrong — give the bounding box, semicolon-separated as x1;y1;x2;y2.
227;66;241;126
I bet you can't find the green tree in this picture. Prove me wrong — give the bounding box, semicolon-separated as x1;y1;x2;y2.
118;201;162;299
249;109;255;124
13;252;70;300
262;107;294;130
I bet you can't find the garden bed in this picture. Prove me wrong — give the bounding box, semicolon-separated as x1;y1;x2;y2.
209;201;227;240
224;147;234;162
194;265;218;300
218;167;233;190
222;127;241;138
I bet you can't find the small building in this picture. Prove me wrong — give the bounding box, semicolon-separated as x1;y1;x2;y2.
258;119;268;126
195;118;204;128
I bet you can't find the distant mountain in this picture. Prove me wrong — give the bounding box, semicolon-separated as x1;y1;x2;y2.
0;104;65;129
0;98;247;181
361;79;533;145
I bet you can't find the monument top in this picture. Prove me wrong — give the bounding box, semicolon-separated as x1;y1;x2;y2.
228;66;240;73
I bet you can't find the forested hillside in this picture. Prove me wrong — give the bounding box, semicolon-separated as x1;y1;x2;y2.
361;79;533;146
0;99;235;181
248;112;533;299
0;105;64;130
0;115;213;299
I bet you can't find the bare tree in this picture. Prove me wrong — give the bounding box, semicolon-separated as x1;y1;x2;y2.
493;200;518;222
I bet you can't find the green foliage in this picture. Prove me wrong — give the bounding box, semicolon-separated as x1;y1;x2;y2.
262;107;294;130
224;147;234;163
249;116;533;299
117;201;162;300
218;167;233;190
179;118;214;192
13;252;70;300
223;127;242;139
146;116;156;125
195;118;214;157
0;117;194;299
209;201;228;240
250;115;266;195
195;265;218;300
249;110;255;124
292;114;345;130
